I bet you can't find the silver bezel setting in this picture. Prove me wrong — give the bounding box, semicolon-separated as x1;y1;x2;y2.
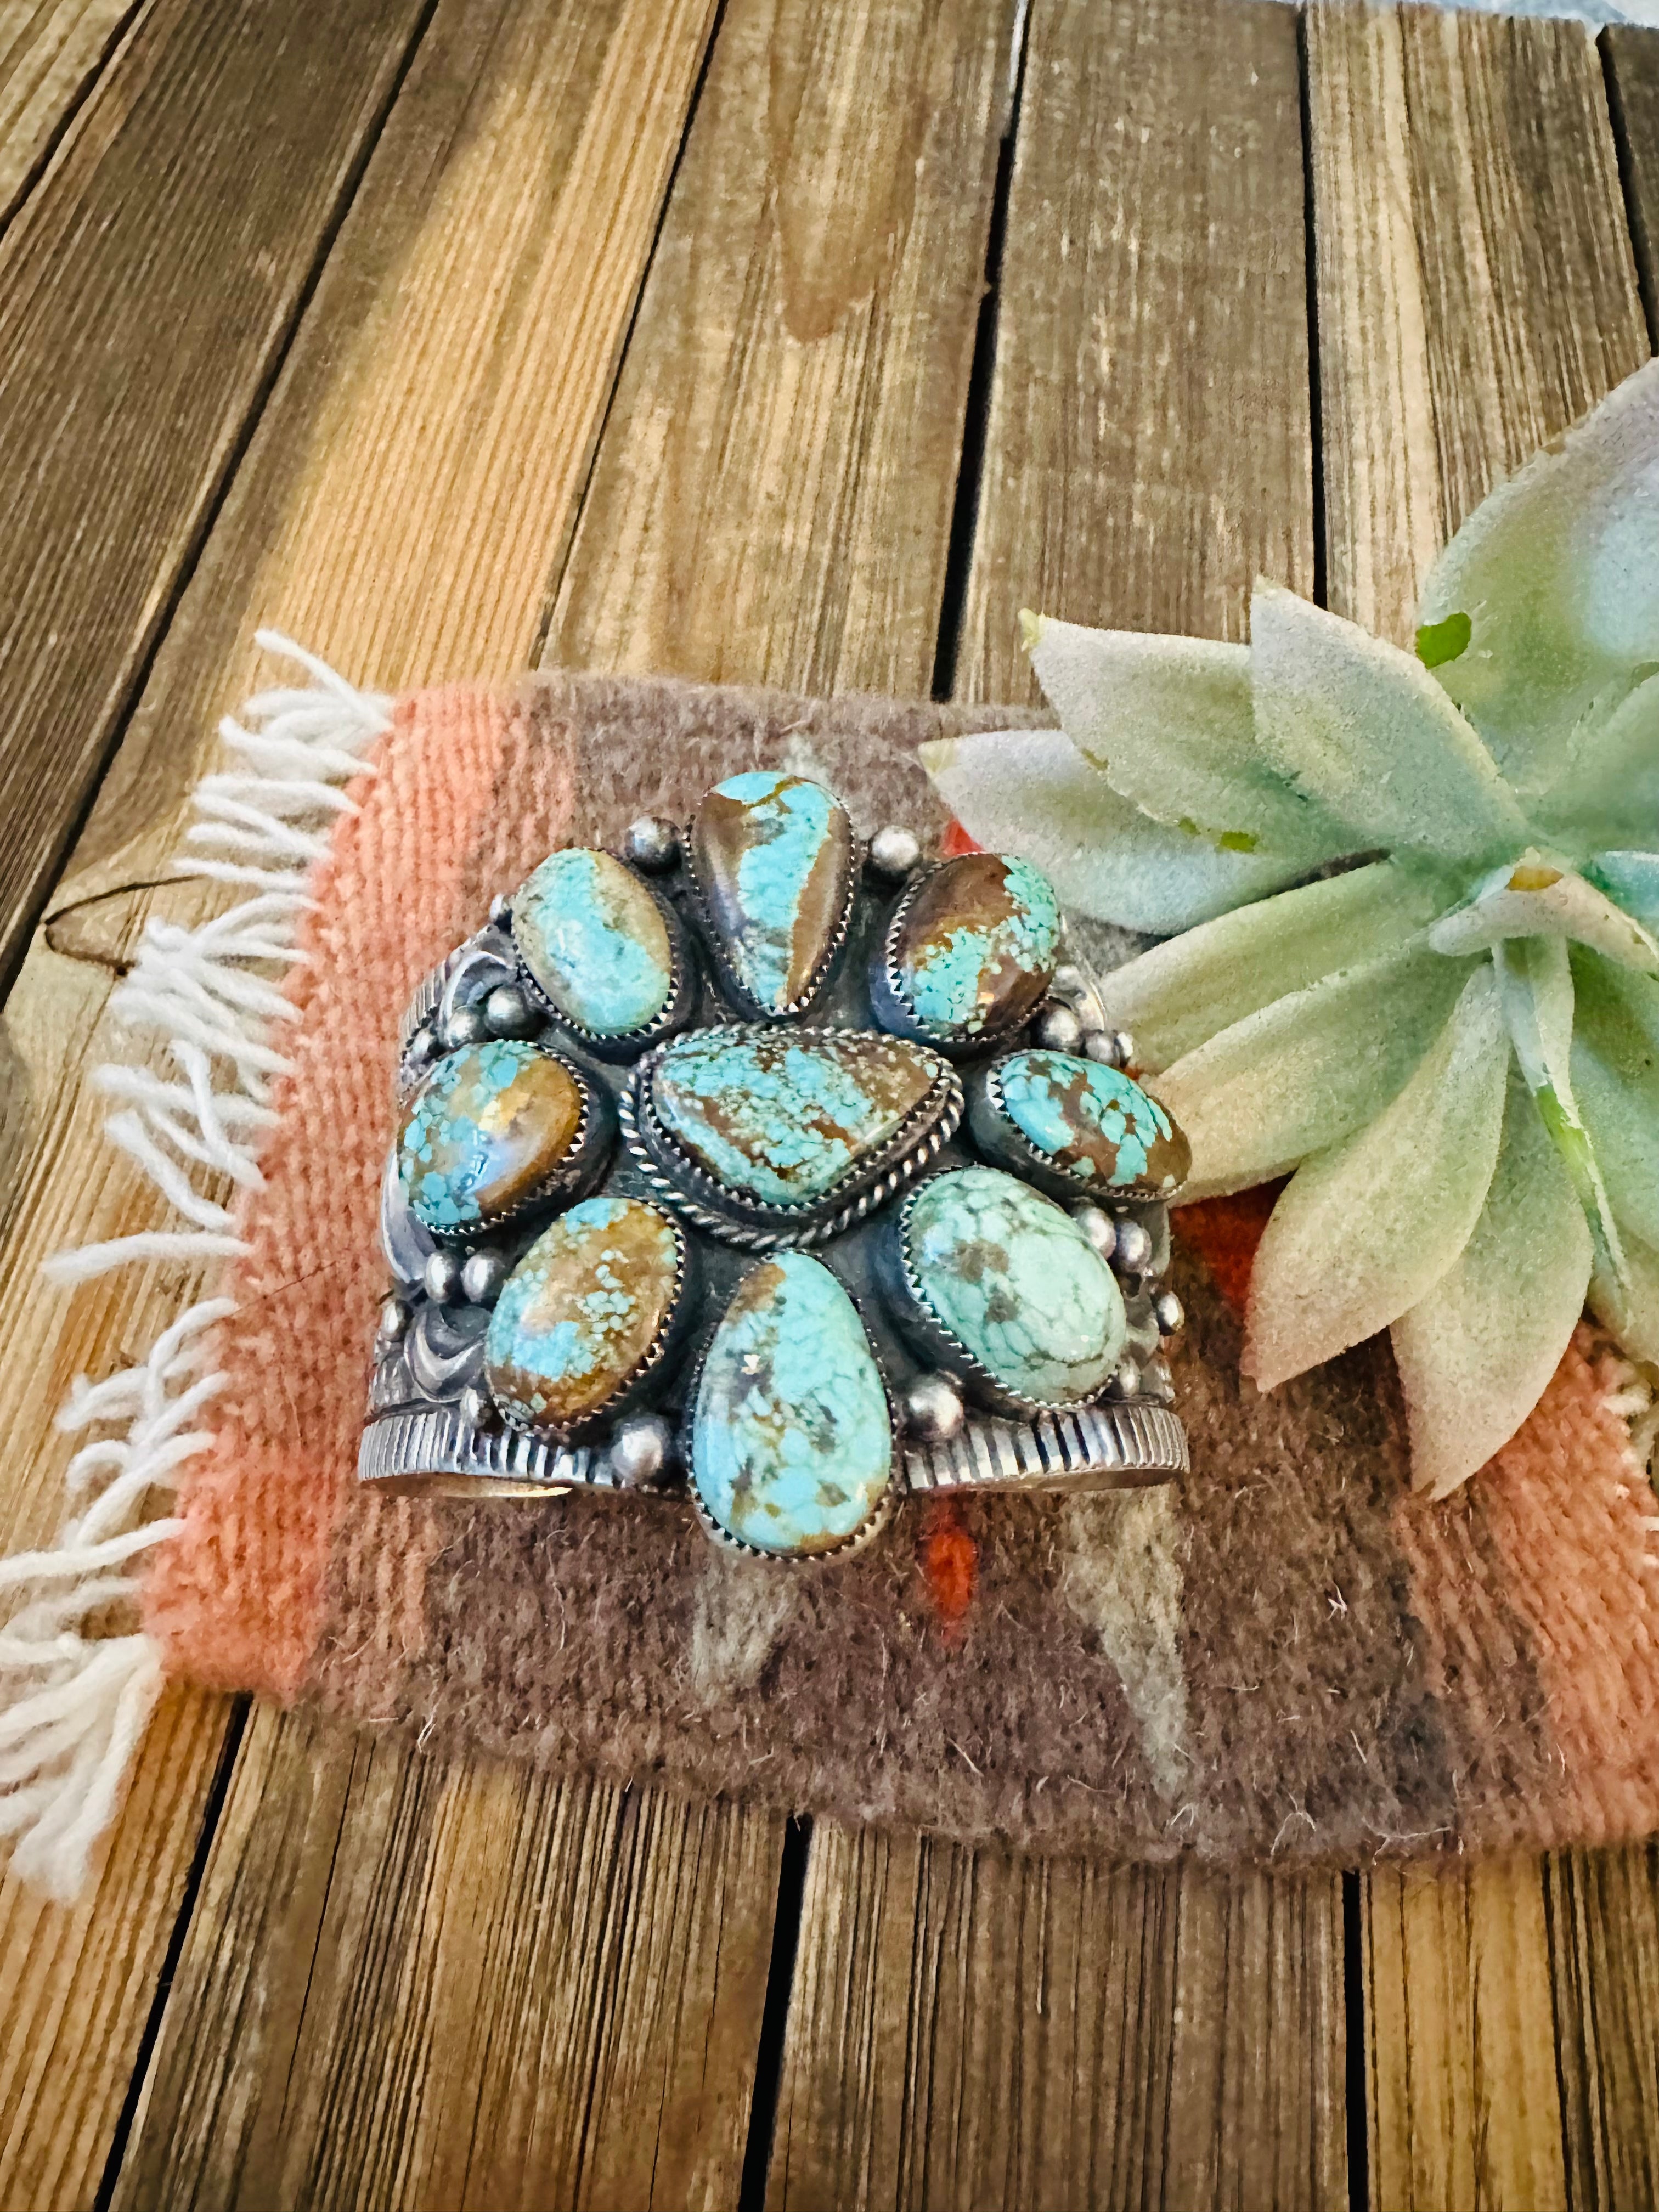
867;859;1059;1058
397;1042;616;1244
623;1025;964;1250
967;1056;1182;1204
877;1176;1131;1420
487;1199;696;1446
679;1264;902;1565
681;797;860;1023
510;856;698;1062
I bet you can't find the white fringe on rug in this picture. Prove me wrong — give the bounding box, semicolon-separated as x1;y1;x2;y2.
1;635;389;1900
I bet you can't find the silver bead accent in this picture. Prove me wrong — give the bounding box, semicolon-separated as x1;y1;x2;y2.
1073;1204;1117;1262
1124;1313;1161;1364
608;1413;675;1488
901;1371;966;1443
483;983;540;1039
488;893;514;928
866;825;921;882
444;1001;493;1049
424;1249;465;1305
1052;961;1088;1001
376;1295;410;1344
460;1248;510;1306
1113;1030;1136;1068
623;815;681;873
1112;1219;1153;1276
1142;1357;1175;1404
1153;1290;1184;1337
1105;1357;1142;1401
404;1025;440;1074
460;1383;501;1434
1032;1001;1084;1053
1082;1028;1127;1069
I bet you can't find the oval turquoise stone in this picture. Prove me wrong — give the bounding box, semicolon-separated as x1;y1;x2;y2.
994;1049;1190;1194
398;1041;584;1234
691;770;853;1015
692;1252;891;1556
514;848;673;1036
891;853;1061;1042
651;1027;943;1208
901;1166;1125;1404
485;1196;682;1435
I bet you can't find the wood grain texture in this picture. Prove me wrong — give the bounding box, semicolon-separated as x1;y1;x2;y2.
1545;1844;1659;2211
0;0;436;1000
543;0;1021;697
111;1706;778;2212
0;1686;235;2212
1607;25;1659;332
1306;9;1653;2207
958;0;1315;704
768;5;1344;2207
1362;1861;1567;2212
768;1830;1344;2212
1309;1;1648;646
0;0;726;2200
0;0;139;226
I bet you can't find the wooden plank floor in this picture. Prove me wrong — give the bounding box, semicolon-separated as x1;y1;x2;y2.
0;2;1655;2205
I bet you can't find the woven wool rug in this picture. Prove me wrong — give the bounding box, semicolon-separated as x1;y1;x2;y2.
10;652;1659;1898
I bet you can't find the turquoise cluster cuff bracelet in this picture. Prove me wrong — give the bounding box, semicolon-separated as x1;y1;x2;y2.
358;770;1192;1562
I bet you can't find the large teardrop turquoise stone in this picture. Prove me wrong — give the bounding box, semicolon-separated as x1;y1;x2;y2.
514;848;673;1035
651;1027;944;1208
691;1252;891;1556
900;1166;1125;1404
485;1197;682;1434
989;1049;1190;1194
890;853;1060;1042
691;771;854;1015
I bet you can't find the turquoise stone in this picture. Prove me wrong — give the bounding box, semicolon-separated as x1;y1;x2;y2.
651;1027;942;1209
514;848;673;1036
692;770;853;1015
891;853;1062;1041
901;1166;1125;1404
992;1050;1190;1194
485;1197;682;1434
398;1041;584;1233
692;1252;891;1556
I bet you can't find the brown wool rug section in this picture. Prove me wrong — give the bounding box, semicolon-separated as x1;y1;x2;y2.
144;669;1659;1865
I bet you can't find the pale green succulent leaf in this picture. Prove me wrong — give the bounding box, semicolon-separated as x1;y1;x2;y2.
1531;670;1659;850
917;727;1307;933
1590;1227;1659;1366
1418;355;1659;779
1494;936;1628;1290
1099;857;1454;1075
1426;850;1659;974
1569;946;1659;1254
1245;966;1509;1391
1391;1070;1592;1497
1249;581;1528;862
1585;850;1659;925
1024;614;1351;860
1154;941;1478;1201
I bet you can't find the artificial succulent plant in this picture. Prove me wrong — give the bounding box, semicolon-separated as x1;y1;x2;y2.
923;357;1659;1497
